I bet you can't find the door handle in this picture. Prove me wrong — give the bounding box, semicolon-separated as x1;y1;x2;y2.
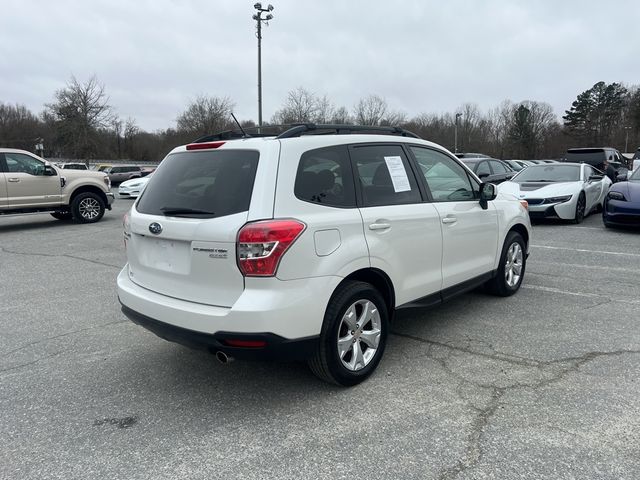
8;178;20;183
442;216;457;225
369;222;391;231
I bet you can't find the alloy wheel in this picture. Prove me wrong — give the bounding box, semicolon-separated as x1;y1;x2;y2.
79;198;101;220
504;242;523;288
337;299;382;371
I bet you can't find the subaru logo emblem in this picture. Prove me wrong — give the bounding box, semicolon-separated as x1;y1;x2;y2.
148;222;162;235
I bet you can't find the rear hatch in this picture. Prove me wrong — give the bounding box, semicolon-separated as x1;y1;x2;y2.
127;148;260;307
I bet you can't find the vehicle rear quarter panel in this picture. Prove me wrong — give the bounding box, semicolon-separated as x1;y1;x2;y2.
272;140;370;281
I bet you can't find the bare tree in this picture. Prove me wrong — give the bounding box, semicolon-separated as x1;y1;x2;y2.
45;75;114;158
330;106;352;124
486;100;514;158
123;117;140;159
314;95;335;124
176;95;235;136
271;87;319;124
353;95;388;125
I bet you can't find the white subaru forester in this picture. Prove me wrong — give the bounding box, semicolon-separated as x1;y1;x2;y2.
117;124;531;386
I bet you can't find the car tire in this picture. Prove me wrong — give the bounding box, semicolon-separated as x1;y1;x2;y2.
50;211;73;221
484;231;526;297
71;192;105;223
573;192;586;224
309;281;388;386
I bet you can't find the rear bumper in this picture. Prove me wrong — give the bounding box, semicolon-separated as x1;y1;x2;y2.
117;265;341;346
121;305;318;360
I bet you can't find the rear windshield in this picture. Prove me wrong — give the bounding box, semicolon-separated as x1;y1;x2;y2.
513;165;580;182
136;149;259;218
565;150;605;164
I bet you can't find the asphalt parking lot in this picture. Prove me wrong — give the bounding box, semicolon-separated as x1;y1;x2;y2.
1;194;639;480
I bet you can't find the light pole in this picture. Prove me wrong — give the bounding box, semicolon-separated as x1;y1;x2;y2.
624;126;631;153
253;3;274;130
454;113;462;153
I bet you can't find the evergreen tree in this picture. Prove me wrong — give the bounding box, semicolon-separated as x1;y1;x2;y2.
563;81;627;145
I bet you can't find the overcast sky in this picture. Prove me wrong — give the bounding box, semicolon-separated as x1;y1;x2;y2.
2;0;639;131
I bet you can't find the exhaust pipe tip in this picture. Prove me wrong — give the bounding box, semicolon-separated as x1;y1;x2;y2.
216;351;234;364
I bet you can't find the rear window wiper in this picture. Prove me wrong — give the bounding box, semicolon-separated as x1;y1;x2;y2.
160;207;216;216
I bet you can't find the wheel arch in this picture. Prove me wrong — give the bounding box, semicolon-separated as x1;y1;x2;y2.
70;185;108;206
507;223;529;250
339;268;396;317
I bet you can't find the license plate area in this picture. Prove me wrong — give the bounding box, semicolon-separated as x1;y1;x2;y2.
135;235;191;274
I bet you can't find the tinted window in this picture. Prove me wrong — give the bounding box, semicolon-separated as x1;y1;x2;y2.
476;161;491;177
351;145;421;207
490;160;508;174
513;165;580;182
411;147;477;202
294;146;355;207
136;150;259;218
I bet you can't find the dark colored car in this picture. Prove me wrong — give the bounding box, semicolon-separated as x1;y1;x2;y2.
564;148;628;182
603;167;640;228
460;158;516;184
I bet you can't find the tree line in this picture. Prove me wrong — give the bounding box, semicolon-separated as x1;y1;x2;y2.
1;76;639;162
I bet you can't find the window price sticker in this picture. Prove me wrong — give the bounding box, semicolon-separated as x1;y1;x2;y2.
384;156;411;192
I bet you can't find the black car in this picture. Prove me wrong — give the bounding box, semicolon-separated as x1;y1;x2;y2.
460;158;516;184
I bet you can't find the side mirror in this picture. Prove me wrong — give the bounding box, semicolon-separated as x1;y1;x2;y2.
478;172;489;179
44;165;56;176
588;174;603;182
479;182;497;210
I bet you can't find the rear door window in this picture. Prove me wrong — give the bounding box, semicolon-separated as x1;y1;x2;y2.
489;160;508;173
350;145;422;207
136;150;259;218
294;146;356;207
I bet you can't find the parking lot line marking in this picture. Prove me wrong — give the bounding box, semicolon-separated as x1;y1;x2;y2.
533;261;638;273
523;284;640;304
531;245;640;258
564;226;605;230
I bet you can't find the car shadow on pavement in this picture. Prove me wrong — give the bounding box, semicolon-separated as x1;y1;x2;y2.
0;218;77;233
114;340;343;403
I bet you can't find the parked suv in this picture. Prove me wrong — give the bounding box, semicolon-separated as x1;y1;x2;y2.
564;147;628;181
0;148;114;223
105;165;142;184
117;125;531;386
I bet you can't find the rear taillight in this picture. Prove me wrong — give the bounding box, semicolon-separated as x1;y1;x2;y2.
237;219;306;277
186;141;226;150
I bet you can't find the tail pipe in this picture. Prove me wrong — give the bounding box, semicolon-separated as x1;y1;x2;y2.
215;351;234;364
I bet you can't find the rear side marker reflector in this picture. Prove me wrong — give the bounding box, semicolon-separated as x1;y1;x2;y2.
186;141;226;150
237;219;306;277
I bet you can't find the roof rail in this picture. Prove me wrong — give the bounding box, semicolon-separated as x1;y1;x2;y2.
276;123;421;139
192;129;277;143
